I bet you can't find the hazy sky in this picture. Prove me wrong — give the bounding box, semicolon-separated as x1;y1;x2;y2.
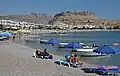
0;0;119;19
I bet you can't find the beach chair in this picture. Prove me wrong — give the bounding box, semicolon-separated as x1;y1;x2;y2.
42;55;53;59
81;68;98;73
81;66;120;75
55;59;82;68
95;69;119;75
32;52;53;59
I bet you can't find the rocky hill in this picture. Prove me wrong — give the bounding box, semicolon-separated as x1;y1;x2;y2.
49;11;120;28
0;13;53;24
0;11;120;28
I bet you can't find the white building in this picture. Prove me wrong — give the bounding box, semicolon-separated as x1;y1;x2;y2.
0;20;35;29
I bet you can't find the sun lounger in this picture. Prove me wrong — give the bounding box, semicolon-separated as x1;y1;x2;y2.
81;66;120;75
32;52;53;59
95;69;119;75
81;68;98;73
55;59;82;68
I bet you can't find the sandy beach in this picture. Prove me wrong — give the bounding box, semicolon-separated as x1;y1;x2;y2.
0;42;98;76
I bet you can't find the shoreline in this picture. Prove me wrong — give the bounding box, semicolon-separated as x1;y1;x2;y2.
30;29;120;34
13;35;98;68
15;41;99;68
2;29;120;35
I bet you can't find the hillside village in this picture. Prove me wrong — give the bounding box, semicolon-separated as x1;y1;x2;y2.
0;11;120;31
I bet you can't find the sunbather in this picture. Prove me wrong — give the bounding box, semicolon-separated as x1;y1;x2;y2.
68;53;83;66
36;48;49;57
41;48;49;56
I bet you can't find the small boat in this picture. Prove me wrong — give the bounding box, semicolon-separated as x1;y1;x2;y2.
58;42;69;48
25;35;42;42
25;36;39;42
40;40;48;43
25;39;36;42
71;48;106;57
113;43;120;46
58;42;88;48
51;32;66;34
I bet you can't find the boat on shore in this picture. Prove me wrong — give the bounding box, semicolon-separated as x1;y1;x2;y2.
24;35;43;42
58;42;87;48
58;42;69;48
40;39;48;43
25;38;41;42
71;48;106;57
68;43;106;57
58;42;105;57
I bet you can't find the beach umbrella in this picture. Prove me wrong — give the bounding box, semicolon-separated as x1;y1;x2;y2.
0;32;5;36
93;45;120;54
45;39;61;45
4;33;13;37
3;31;10;34
0;32;13;37
65;42;83;49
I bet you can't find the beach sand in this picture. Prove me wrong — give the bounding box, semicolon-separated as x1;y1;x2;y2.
0;42;98;76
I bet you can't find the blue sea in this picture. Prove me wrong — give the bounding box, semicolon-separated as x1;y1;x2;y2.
16;31;120;66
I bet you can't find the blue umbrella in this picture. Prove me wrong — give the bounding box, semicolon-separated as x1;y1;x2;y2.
65;42;83;49
0;32;13;37
45;39;61;45
4;33;13;37
93;45;120;54
3;32;10;34
0;32;5;36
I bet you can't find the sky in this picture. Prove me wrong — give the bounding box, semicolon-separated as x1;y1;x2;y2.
0;0;120;20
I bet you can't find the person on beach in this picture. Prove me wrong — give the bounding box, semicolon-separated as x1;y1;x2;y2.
67;53;83;67
12;34;16;41
41;48;49;56
33;48;53;59
36;49;40;56
35;48;49;57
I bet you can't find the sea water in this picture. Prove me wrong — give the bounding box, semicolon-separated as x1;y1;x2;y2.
15;31;120;66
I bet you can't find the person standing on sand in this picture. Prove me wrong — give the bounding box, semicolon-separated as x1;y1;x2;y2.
13;35;15;41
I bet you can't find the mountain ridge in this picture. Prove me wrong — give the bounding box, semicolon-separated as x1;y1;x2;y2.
0;11;120;28
0;12;53;24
